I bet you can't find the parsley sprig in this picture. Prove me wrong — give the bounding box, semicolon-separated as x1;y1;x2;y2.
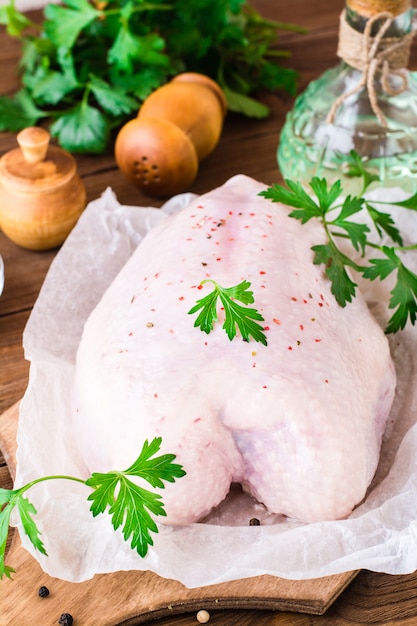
260;153;417;334
0;437;185;579
188;279;268;345
0;0;305;153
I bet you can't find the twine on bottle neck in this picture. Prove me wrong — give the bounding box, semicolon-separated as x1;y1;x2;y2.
326;9;415;127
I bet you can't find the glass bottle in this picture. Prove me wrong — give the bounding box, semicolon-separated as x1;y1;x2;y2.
277;0;417;195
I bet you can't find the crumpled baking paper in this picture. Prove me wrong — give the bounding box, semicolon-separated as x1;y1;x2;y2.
12;183;417;586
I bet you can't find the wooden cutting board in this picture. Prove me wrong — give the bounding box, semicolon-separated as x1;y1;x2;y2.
0;402;358;625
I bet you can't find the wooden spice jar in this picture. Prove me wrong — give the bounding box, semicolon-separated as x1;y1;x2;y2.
0;127;86;251
115;73;227;197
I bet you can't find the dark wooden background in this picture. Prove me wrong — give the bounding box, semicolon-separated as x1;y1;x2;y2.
2;1;417;623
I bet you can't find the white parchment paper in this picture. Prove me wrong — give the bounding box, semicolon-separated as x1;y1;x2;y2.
12;184;417;586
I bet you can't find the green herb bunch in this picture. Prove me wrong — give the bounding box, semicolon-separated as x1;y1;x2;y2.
0;437;185;579
0;0;305;154
261;151;417;335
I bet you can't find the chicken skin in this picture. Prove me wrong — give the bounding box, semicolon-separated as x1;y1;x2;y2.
72;175;396;524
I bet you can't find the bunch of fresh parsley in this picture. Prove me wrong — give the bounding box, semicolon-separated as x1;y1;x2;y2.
0;437;185;579
0;0;305;153
261;151;417;335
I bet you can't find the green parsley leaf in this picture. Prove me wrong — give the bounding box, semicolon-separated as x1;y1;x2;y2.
0;89;47;132
260;180;321;219
0;489;17;579
362;246;399;282
309;177;343;212
123;437;186;489
395;192;417;210
330;196;368;254
86;437;185;557
16;496;47;556
20;36;56;74
86;471;163;556
260;177;343;222
50;100;109;154
366;203;403;246
108;30;169;74
220;84;269;118
188;287;219;335
110;67;170;101
44;0;101;50
363;247;417;333
188;279;268;345
337;150;380;193
23;66;79;106
260;63;299;97
311;241;360;306
0;3;33;36
0;488;47;580
88;75;138;117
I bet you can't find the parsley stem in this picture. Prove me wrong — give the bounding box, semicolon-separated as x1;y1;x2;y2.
16;475;87;497
394;244;417;251
328;229;384;251
103;3;173;16
81;85;91;107
246;14;308;33
264;50;292;58
261;20;307;33
330;230;417;252
364;199;403;206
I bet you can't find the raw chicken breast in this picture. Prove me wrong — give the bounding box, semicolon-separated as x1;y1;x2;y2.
72;175;396;524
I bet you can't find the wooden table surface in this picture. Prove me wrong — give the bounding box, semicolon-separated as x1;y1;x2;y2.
2;1;417;624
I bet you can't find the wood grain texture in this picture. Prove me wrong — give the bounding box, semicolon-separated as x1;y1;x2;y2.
2;1;417;624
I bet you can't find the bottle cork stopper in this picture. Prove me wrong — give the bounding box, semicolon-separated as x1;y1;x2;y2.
346;0;411;17
17;127;50;164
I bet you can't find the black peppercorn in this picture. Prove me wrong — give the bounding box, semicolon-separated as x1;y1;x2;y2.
249;517;260;526
38;585;50;598
58;613;74;626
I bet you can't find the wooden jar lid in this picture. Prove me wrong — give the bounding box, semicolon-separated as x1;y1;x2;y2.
0;127;76;192
346;0;411;17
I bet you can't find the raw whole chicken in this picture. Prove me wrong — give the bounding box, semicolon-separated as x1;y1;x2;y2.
72;175;396;525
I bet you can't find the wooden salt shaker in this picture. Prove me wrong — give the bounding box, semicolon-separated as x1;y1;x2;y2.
115;73;227;197
0;127;86;251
